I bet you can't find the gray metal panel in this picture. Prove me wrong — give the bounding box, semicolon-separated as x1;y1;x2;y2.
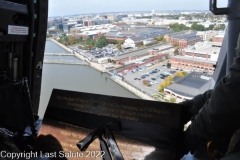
0;1;28;14
212;27;228;83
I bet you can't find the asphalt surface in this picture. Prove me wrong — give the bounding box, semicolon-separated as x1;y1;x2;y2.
124;61;178;96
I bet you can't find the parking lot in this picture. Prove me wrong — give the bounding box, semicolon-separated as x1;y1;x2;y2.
69;45;121;62
123;62;178;96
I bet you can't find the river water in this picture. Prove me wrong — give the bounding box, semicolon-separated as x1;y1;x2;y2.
39;41;139;117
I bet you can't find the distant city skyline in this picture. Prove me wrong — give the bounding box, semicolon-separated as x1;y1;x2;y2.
49;0;227;17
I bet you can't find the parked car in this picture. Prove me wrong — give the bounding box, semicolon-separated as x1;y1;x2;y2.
160;73;166;77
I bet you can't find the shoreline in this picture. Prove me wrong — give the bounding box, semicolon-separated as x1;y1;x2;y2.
47;38;154;100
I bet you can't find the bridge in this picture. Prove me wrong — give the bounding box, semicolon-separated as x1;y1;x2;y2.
103;68;118;76
44;53;74;56
43;59;88;65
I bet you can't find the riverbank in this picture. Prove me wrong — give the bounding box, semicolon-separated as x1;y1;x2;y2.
47;38;72;53
47;39;155;100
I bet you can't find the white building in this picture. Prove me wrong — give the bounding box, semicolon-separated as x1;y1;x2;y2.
197;30;218;41
123;38;136;48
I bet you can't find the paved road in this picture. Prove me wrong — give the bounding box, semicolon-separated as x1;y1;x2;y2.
123;61;179;96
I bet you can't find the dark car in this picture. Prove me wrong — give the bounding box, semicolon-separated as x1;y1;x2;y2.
151;78;156;81
141;76;146;79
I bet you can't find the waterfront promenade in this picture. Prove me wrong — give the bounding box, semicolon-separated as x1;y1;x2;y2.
110;76;154;100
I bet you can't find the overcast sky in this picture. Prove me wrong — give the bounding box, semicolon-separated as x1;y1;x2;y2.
49;0;227;17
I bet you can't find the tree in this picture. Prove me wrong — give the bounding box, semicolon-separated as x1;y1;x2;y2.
182;71;188;76
173;43;179;48
63;36;69;42
159;36;164;41
167;62;171;68
206;24;215;30
214;24;226;31
191;22;205;31
169;98;176;103
158;84;164;92
96;36;107;48
79;37;83;42
168;23;190;32
174;49;179;55
83;44;88;50
174;71;184;77
116;41;123;50
143;80;151;87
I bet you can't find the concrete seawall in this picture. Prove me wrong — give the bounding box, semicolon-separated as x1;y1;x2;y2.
110;76;154;100
47;38;72;53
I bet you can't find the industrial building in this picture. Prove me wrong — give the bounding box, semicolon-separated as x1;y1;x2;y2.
169;42;221;74
164;72;212;102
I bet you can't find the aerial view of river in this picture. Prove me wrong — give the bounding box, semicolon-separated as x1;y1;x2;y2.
39;40;139;117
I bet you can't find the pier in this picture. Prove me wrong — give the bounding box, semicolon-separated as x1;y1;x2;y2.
44;53;74;56
43;59;89;65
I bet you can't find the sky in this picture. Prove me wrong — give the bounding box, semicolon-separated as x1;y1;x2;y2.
48;0;227;17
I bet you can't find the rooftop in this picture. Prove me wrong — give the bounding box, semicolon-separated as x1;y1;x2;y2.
183;42;221;61
130;32;165;42
113;43;168;61
165;72;212;98
166;30;189;36
172;32;201;42
171;55;217;64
